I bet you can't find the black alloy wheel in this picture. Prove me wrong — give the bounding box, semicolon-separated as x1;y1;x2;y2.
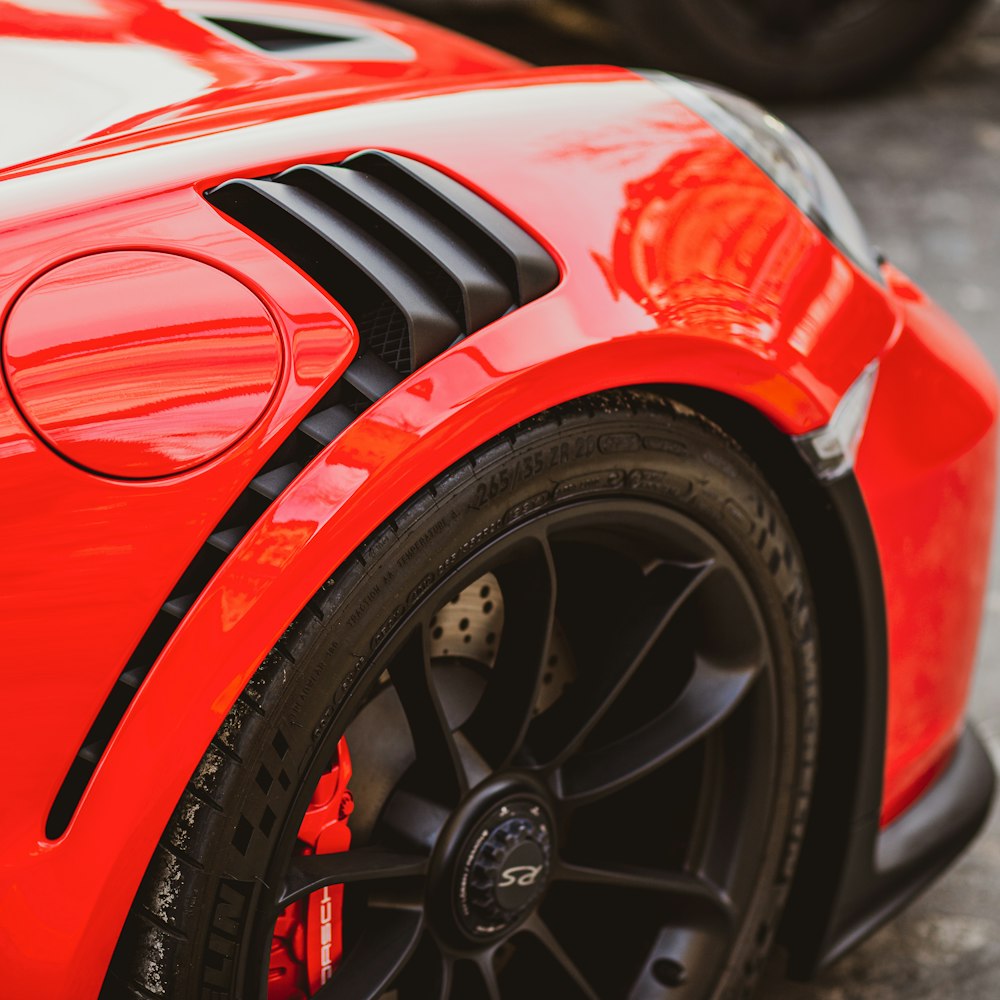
614;0;987;99
111;391;819;1000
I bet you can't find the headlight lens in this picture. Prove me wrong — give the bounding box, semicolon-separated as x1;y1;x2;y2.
646;72;883;283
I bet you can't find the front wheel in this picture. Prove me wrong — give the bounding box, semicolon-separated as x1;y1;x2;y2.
615;0;986;99
109;390;819;1000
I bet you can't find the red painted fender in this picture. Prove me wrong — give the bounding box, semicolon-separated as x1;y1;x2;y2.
0;71;903;997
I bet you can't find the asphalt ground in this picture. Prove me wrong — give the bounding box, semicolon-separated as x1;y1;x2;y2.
405;2;1000;995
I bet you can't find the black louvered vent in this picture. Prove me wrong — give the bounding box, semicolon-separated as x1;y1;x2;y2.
206;150;559;375
193;14;416;63
46;154;557;840
207;16;354;51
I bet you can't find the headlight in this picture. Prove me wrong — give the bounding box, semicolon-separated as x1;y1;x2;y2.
644;72;883;283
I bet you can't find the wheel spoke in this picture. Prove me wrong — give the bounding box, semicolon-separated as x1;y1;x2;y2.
437;955;455;1000
474;951;502;1000
310;905;423;1000
379;788;453;854
553;860;734;924
275;847;429;909
520;915;601;999
462;533;557;767
376;739;490;855
391;937;453;1000
453;729;493;787
529;560;716;765
389;622;468;802
555;655;762;804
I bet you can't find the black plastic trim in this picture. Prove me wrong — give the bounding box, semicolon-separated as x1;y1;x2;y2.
343;151;559;305
280;165;512;335
816;725;995;969
342;350;404;401
206;16;353;51
778;472;890;976
877;727;995;873
209;178;461;372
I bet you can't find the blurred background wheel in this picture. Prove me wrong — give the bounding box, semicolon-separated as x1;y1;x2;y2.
612;0;987;99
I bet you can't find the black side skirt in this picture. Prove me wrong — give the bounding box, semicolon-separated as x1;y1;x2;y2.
817;724;995;970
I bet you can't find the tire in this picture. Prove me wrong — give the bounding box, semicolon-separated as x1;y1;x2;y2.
106;390;819;1000
615;0;986;99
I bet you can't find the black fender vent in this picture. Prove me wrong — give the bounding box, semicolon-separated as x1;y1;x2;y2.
206;16;359;52
190;12;416;63
46;155;557;840
206;150;559;375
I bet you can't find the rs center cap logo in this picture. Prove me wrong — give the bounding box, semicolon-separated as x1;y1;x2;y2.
498;864;544;888
454;797;553;938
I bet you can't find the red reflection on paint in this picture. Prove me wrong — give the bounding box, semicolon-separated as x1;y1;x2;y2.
3;251;283;477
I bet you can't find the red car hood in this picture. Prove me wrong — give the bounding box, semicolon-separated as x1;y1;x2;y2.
0;0;520;177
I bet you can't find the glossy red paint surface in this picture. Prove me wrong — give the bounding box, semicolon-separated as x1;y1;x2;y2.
0;0;520;177
0;2;992;997
857;264;998;825
3;251;283;478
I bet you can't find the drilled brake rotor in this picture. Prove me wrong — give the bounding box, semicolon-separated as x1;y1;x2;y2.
428;573;576;716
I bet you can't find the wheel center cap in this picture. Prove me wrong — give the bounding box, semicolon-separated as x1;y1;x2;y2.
454;798;552;939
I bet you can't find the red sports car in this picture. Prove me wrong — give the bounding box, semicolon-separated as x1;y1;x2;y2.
0;2;994;999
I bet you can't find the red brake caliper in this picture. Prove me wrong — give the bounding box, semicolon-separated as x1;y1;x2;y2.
269;738;354;1000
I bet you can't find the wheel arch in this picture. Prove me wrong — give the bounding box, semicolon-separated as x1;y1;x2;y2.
114;374;887;979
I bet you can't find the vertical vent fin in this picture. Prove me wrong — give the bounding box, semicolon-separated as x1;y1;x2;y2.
277;164;513;334
209;178;460;374
343;150;559;306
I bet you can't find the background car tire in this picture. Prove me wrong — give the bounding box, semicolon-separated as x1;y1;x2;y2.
106;390;819;1000
614;0;987;99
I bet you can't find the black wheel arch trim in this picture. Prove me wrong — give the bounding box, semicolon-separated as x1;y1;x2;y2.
780;469;892;976
782;454;993;977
